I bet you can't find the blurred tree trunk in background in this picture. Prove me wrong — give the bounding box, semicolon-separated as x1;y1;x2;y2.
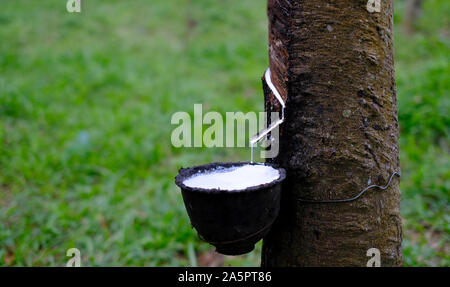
404;0;423;34
261;0;402;266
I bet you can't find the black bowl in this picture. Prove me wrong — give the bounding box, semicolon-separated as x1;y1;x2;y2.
175;162;286;255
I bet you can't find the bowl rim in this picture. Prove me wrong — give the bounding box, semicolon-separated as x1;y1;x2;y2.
174;161;286;194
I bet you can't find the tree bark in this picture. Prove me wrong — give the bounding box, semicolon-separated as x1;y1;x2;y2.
261;0;402;266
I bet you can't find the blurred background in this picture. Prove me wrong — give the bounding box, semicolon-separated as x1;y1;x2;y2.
0;0;448;266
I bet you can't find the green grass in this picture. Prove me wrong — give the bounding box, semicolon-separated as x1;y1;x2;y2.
0;0;448;266
394;0;450;266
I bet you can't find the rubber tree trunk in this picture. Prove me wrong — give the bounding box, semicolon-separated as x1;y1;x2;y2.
261;0;402;266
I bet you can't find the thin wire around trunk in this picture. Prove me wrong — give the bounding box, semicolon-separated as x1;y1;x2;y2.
297;171;401;203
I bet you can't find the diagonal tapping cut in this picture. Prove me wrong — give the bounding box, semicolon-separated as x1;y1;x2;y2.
250;68;285;162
